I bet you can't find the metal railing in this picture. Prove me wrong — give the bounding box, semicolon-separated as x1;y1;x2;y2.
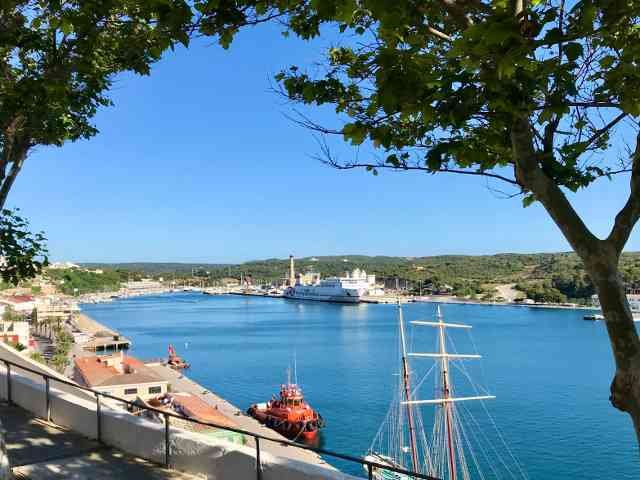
1;358;439;480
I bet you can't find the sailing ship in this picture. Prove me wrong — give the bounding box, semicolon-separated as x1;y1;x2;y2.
365;304;527;480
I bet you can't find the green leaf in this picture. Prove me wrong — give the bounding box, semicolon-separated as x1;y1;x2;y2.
522;194;536;208
343;123;367;145
564;43;583;62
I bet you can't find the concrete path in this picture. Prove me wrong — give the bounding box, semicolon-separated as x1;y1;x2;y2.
148;364;336;471
0;403;198;479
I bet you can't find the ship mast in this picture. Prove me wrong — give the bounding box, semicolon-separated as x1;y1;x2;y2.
437;306;457;480
402;305;496;480
398;303;420;474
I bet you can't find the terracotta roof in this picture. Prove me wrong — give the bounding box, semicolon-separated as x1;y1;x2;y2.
170;393;236;428
74;354;166;388
1;295;34;304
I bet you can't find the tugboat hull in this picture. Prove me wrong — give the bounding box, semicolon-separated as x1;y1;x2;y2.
248;405;320;440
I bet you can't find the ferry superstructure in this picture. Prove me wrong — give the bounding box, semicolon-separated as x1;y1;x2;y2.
283;256;374;303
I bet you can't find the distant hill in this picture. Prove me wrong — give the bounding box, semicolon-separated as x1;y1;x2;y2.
79;252;640;303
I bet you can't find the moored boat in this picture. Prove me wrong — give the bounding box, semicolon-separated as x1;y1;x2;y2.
365;304;527;480
247;376;324;441
167;344;190;370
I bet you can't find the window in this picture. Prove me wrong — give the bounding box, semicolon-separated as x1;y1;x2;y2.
148;386;161;395
124;388;138;396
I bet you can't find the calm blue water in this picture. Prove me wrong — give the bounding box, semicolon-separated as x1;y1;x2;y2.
82;293;639;479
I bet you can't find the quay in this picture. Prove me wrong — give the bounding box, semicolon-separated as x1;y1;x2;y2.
72;311;337;472
74;313;131;352
146;363;336;471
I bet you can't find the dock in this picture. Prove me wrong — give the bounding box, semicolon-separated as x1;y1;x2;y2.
146;363;336;471
73;313;131;352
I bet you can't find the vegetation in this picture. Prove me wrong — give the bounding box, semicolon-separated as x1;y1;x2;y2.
84;252;640;303
51;326;73;373
1;0;639;438
47;268;125;295
29;351;45;364
180;1;640;438
2;305;23;322
0;209;48;285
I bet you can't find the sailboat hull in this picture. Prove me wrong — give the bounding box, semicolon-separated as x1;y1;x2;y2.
363;454;412;480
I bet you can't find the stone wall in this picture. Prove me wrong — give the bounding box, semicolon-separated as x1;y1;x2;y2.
0;356;360;480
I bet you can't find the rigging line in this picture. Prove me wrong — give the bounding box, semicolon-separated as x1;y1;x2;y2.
451;404;471;480
457;410;489;480
411;363;437;396
458;401;502;480
451;361;491;397
477;399;529;480
467;328;492;394
459;400;517;480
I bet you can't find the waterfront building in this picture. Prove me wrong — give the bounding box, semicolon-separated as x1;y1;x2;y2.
123;279;165;296
0;295;37;313
73;352;168;401
592;292;640;313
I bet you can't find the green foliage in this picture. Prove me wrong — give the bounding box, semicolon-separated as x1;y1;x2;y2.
29;351;45;364
1;1;193;151
2;305;23;322
51;326;73;373
193;1;640;195
10;341;26;352
47;268;123;295
0;209;48;285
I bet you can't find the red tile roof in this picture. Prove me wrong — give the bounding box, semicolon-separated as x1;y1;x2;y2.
1;295;34;304
74;353;165;388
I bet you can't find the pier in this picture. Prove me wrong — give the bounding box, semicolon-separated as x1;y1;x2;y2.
74;313;131;352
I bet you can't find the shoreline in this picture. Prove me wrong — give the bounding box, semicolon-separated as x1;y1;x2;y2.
74;308;335;471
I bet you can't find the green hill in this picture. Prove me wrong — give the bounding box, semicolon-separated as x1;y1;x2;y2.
77;252;640;303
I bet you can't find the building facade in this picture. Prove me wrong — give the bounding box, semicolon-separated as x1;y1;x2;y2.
73;352;168;401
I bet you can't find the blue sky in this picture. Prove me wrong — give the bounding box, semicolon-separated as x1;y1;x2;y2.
8;24;639;263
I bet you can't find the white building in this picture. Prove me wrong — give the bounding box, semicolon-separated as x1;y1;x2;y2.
0;295;37;314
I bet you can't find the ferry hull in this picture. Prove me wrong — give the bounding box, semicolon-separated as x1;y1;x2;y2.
283;293;361;304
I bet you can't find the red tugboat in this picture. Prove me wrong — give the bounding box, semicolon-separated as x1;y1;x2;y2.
167;344;190;370
247;375;324;441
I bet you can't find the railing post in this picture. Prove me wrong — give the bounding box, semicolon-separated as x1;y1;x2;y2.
95;393;102;443
255;436;262;480
164;412;171;468
44;376;51;422
368;463;373;480
5;361;11;405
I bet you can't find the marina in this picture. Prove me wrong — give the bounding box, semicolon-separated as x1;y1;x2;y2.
80;292;639;479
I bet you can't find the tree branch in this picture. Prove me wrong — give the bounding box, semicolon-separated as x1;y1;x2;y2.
320;155;520;186
607;132;640;254
511;117;602;260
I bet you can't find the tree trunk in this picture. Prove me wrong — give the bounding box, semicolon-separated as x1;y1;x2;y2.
511;116;640;442
587;255;640;439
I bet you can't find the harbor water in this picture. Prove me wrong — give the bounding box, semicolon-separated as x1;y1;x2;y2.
81;293;639;479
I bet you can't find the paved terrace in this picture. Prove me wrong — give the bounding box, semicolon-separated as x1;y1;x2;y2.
1;403;197;479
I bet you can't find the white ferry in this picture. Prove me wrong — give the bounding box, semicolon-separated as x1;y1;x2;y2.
283;256;374;303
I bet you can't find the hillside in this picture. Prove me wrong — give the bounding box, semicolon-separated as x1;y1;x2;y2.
79;252;640;303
